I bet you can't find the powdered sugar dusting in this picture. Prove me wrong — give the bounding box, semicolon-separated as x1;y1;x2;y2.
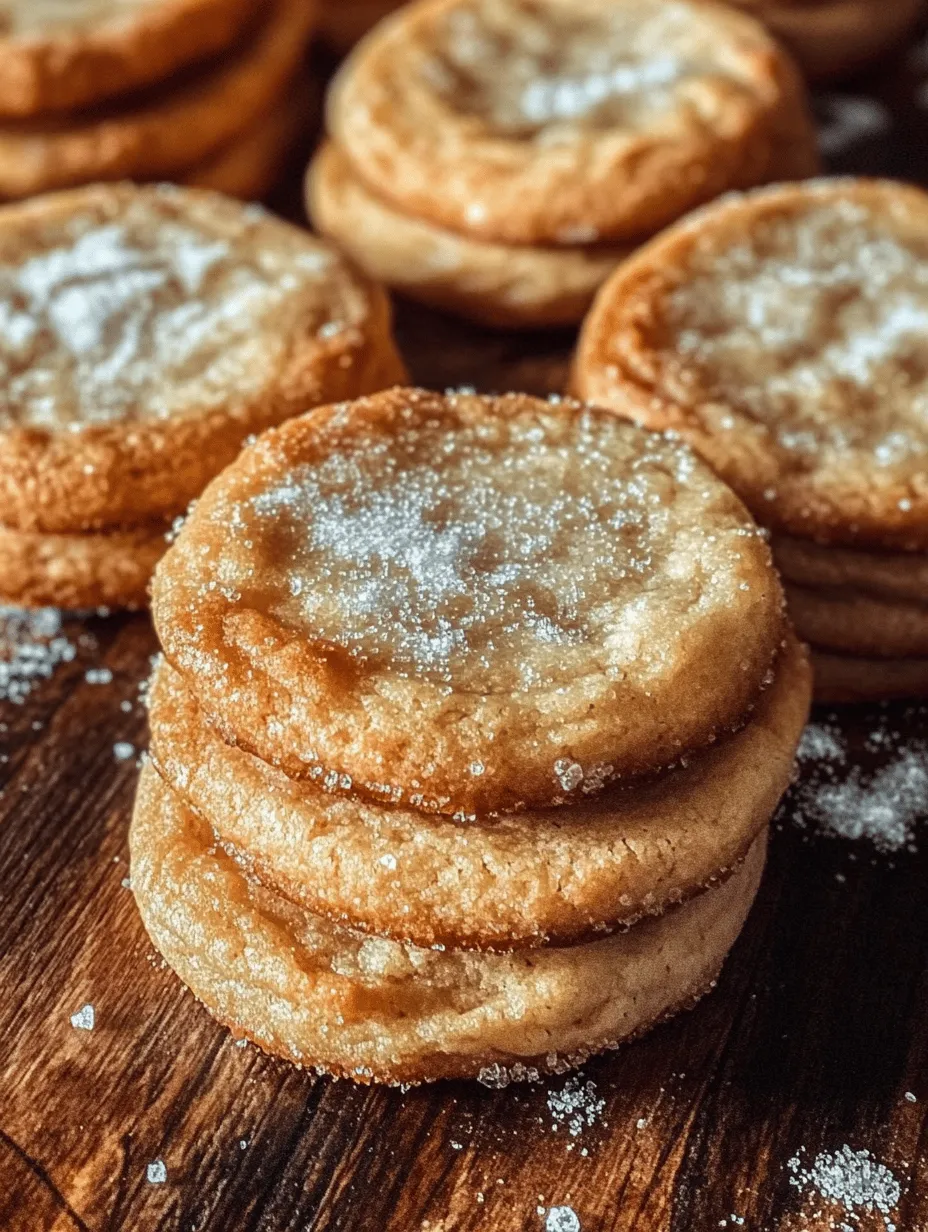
0;189;336;428
247;398;748;689
429;0;745;135
670;196;928;475
792;718;927;853
788;1146;901;1231
0;608;76;704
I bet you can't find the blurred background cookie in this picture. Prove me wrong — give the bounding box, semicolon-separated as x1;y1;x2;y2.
309;0;818;328
0;182;404;609
573;177;928;700
0;0;316;201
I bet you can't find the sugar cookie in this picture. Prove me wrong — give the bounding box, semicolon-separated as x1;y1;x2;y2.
0;520;165;610
0;182;404;535
774;535;928;606
783;584;928;659
307;141;632;327
327;0;814;247
574;179;928;551
811;649;928;703
0;0;313;198
131;761;767;1085
149;633;808;950
0;0;261;117
152;387;785;816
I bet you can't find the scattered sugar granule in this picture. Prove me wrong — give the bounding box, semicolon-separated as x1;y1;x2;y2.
0;608;76;704
84;667;113;685
146;1159;167;1185
545;1207;581;1232
788;1146;901;1231
113;741;136;762
792;721;927;853
547;1075;605;1137
905;1092;917;1103
69;1004;95;1031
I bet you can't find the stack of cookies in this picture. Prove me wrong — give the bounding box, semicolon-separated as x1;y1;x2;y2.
133;388;810;1084
306;0;819;330
729;0;923;80
0;0;317;203
574;178;928;702
0;181;405;611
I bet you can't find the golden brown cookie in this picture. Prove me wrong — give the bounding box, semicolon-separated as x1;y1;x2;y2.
152;387;785;817
732;0;923;81
774;534;928;606
327;0;814;247
130;760;767;1085
573;178;928;552
0;0;314;198
0;182;404;535
185;82;315;201
783;583;928;659
149;633;808;950
307;141;632;327
811;648;928;703
0;520;166;610
0;0;263;118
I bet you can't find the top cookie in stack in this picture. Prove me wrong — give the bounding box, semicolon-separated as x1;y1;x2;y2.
573;178;928;702
134;388;811;1084
0;0;316;202
307;0;819;329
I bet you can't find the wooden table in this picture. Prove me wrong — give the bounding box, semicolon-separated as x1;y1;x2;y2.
2;35;928;1232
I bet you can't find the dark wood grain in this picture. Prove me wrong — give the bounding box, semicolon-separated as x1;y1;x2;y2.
2;31;928;1232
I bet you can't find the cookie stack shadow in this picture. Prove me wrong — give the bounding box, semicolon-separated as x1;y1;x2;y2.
132;387;811;1085
0;0;317;204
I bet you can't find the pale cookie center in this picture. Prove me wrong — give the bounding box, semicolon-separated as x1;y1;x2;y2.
423;0;735;139
0;0;162;36
0;201;334;429
669;202;928;470
245;408;741;691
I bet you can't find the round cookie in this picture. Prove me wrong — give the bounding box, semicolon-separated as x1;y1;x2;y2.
152;387;786;817
811;648;928;703
774;535;928;606
783;583;928;659
185;81;315;201
0;521;166;609
0;182;405;534
0;0;313;198
327;0;814;247
130;760;768;1085
0;0;262;118
307;141;632;328
732;0;922;81
149;633;808;950
573;179;928;552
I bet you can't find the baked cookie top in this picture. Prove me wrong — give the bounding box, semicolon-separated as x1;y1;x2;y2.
153;387;785;816
0;182;402;532
573;179;928;550
328;0;811;245
0;0;262;117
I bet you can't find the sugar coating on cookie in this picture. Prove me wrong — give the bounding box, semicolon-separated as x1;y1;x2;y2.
0;183;403;534
574;179;928;548
329;0;813;244
153;388;784;815
0;187;333;429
